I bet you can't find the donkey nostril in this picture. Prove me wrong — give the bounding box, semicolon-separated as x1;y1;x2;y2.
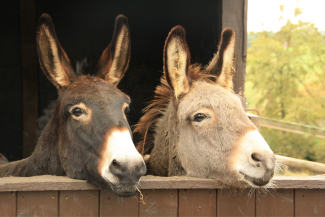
251;153;262;162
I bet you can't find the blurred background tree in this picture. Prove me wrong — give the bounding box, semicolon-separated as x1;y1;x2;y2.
246;6;325;163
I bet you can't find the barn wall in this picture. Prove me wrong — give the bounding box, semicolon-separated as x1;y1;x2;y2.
0;1;23;161
0;0;227;160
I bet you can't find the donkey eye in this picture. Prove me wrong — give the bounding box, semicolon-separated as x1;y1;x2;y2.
193;113;206;122
72;107;84;117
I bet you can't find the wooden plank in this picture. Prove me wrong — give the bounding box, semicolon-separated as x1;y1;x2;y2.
1;175;325;192
139;189;178;217
256;189;294;217
217;189;255;217
17;191;58;216
276;155;325;173
295;189;325;216
222;0;247;99
20;0;38;158
0;192;16;216
178;189;216;216
100;190;139;217
59;190;99;217
260;116;325;139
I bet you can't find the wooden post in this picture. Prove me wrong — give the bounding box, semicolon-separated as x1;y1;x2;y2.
20;0;38;158
222;0;247;100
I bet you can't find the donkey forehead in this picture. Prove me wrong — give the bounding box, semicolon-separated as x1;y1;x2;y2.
61;77;130;105
178;82;243;117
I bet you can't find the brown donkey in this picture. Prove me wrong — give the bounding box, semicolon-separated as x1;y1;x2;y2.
135;26;276;188
0;14;146;197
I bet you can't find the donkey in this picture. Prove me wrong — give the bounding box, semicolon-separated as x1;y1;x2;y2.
0;153;8;165
135;26;276;188
0;14;146;197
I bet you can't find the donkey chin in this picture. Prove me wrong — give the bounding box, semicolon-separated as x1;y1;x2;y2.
100;169;143;197
231;130;276;188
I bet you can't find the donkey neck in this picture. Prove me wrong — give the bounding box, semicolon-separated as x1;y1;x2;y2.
0;110;65;177
148;101;186;176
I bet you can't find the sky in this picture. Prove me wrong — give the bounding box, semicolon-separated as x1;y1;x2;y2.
248;0;325;32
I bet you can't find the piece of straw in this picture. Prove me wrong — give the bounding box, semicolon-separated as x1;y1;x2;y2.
137;187;146;205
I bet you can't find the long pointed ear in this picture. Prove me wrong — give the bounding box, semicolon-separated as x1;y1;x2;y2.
206;28;236;91
96;15;131;86
163;25;191;100
36;14;76;89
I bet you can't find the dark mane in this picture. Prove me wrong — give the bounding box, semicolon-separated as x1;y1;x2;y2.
134;64;215;155
37;100;56;137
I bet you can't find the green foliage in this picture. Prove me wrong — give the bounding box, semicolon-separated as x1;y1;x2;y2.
246;20;325;162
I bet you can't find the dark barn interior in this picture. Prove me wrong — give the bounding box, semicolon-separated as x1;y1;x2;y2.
0;0;245;161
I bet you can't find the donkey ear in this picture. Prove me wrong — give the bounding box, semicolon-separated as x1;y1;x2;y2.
96;15;131;86
36;14;76;89
206;28;236;91
163;25;191;99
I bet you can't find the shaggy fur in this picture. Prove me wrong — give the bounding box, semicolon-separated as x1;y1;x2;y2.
135;26;275;189
135;64;215;155
0;14;145;197
0;153;8;165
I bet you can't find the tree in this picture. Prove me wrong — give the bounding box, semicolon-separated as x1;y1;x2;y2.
246;18;325;162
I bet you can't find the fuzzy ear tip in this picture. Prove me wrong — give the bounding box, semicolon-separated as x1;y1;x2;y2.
222;27;235;39
115;14;129;26
39;13;52;24
170;25;186;38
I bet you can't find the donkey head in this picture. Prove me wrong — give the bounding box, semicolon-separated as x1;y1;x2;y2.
36;14;146;196
161;26;275;188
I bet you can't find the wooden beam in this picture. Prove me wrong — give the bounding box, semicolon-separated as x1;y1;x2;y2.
260;117;325;139
1;175;325;192
222;0;247;98
276;155;325;173
20;0;38;158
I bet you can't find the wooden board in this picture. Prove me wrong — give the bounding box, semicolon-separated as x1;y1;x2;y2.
1;175;325;192
100;190;139;217
59;190;99;217
217;189;255;217
17;191;58;216
0;192;16;216
178;189;216;216
139;189;178;217
256;189;294;217
295;189;325;216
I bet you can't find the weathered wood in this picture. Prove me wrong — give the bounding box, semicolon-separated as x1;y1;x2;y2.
276;155;325;173
1;175;325;192
59;190;99;217
139;189;178;217
295;189;325;216
217;189;255;216
100;190;139;217
260;116;325;139
0;175;98;192
17;191;58;217
222;0;247;98
256;189;294;217
178;189;216;216
20;0;38;158
0;192;16;216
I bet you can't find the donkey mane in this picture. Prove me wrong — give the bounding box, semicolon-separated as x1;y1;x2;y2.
134;64;216;155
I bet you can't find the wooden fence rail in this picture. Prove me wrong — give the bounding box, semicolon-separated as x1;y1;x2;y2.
1;175;325;216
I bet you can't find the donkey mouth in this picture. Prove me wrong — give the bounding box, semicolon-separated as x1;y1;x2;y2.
109;183;138;197
239;172;270;187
